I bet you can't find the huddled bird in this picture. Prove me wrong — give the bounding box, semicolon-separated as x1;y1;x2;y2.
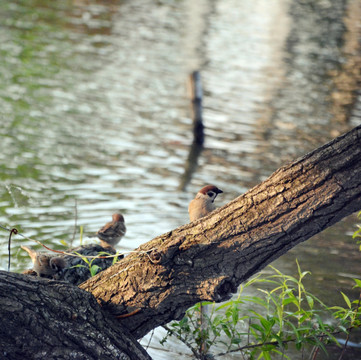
21;245;67;278
21;244;121;285
21;213;126;285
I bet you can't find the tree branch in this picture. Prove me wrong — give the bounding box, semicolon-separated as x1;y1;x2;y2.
80;125;361;339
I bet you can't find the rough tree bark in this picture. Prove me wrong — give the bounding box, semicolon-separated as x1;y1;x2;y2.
1;125;360;359
0;272;151;360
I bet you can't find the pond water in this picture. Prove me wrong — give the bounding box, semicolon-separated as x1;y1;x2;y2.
0;0;360;358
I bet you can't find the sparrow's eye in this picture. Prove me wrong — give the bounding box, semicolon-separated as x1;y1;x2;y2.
207;191;215;197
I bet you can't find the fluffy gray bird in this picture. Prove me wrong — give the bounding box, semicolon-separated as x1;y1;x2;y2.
22;244;122;285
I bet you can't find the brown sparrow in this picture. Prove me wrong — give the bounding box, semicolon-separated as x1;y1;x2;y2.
96;213;126;248
188;185;223;221
21;245;67;278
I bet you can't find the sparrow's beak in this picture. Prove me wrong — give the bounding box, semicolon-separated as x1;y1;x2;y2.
215;189;223;198
213;189;223;202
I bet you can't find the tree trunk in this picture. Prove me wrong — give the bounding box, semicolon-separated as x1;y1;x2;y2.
1;125;360;358
0;272;151;360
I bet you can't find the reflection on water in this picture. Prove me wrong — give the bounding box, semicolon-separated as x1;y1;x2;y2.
0;0;360;358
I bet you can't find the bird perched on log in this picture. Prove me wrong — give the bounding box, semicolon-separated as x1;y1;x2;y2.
21;245;67;278
96;213;126;248
188;185;223;222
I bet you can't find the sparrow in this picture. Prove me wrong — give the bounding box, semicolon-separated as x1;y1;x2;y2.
188;185;223;222
21;245;67;278
96;213;126;248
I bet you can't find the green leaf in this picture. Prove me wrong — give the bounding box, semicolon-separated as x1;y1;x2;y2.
271;349;291;359
71;264;86;269
352;227;361;239
216;300;237;311
73;251;90;265
244;296;268;307
341;292;351;309
112;255;119;265
306;295;314;309
231;303;239;325
260;317;275;332
260;350;272;360
298;313;312;324
250;323;264;333
221;324;232;338
90;264;101;276
353;278;361;289
230;337;242;345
